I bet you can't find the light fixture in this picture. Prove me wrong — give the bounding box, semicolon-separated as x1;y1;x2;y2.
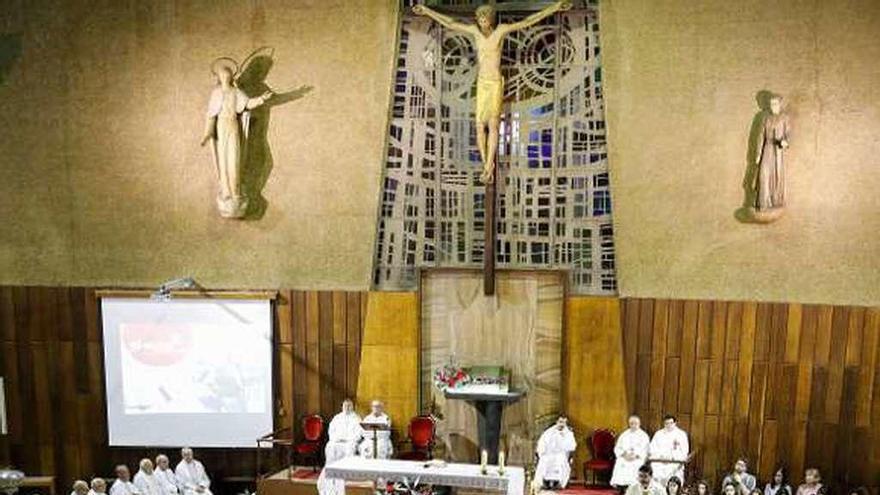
151;277;197;301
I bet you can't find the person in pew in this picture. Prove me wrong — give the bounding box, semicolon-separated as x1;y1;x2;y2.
610;415;651;488
358;400;393;459
175;448;212;495
723;482;739;495
110;465;141;495
534;416;577;489
721;458;757;495
649;415;690;485
693;480;711;495
326;398;364;464
625;464;665;495
71;480;90;495
134;458;163;495
154;455;179;495
667;477;683;495
89;478;107;495
795;469;823;495
763;466;791;495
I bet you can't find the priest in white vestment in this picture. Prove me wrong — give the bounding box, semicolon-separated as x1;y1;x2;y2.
71;480;90;495
175;448;212;495
625;465;666;495
610;415;651;487
326;399;364;463
358;400;393;459
134;459;163;495
89;478;107;495
110;465;141;495
649;415;690;485
154;455;179;495
534;417;577;489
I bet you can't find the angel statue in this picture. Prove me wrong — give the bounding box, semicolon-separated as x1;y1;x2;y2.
201;57;273;219
414;1;573;184
752;93;790;221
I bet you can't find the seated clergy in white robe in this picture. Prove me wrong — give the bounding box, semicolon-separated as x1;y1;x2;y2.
649;415;690;485
175;448;212;495
610;415;651;487
625;465;666;495
154;455;179;495
71;480;90;495
326;399;364;463
134;459;163;495
534;416;577;489
110;465;141;495
89;478;107;495
358;400;394;459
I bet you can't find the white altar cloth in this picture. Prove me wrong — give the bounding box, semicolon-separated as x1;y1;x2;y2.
321;457;525;495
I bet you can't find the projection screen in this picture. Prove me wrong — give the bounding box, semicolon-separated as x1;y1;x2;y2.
101;297;273;447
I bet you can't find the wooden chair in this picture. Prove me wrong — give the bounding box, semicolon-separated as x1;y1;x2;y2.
583;429;616;485
397;415;437;461
293;414;325;471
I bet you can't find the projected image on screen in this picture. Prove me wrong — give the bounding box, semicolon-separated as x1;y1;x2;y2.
102;298;273;447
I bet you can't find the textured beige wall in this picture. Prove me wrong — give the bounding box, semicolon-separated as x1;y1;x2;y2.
0;0;397;289
603;0;880;305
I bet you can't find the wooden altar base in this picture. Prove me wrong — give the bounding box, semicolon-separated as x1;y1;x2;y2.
258;467;374;495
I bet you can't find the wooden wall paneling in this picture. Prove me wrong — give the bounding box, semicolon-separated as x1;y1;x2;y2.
620;297;880;492
623;299;640;412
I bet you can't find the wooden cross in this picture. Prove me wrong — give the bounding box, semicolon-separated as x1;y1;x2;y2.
484;180;497;295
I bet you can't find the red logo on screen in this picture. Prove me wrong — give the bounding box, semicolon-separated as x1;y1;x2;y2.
121;324;193;366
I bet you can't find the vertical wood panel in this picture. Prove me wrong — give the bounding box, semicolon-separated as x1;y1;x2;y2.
621;297;880;491
0;286;367;493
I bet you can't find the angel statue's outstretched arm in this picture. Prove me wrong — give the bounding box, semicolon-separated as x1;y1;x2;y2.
501;0;572;35
413;4;477;35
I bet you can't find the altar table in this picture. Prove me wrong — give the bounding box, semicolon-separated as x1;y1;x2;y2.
322;458;525;495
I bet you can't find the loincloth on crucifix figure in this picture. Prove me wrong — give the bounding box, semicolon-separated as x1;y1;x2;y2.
415;1;572;184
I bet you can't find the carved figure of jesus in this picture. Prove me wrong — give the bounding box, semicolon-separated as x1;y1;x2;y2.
414;1;572;183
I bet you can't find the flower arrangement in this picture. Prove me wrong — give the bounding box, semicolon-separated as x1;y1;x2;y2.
432;363;471;391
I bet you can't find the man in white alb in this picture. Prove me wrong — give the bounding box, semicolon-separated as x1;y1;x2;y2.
649;415;690;485
110;465;141;495
133;458;162;495
610;415;651;488
358;400;393;459
534;416;577;489
154;455;179;495
175;448;212;495
326;399;364;463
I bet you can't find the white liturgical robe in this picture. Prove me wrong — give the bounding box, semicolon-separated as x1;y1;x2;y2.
610;428;651;486
625;480;667;495
154;468;179;495
534;425;577;487
109;481;140;495
649;427;689;485
174;460;212;495
133;472;162;495
326;411;364;463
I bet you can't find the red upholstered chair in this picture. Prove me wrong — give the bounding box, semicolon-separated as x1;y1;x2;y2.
293;414;324;471
397;415;436;461
583;429;616;485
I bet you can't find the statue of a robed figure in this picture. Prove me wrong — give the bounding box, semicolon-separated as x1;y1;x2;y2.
414;1;572;184
747;93;791;223
201;57;273;219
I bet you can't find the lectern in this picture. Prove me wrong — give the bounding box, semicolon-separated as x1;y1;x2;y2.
444;390;523;464
360;422;391;459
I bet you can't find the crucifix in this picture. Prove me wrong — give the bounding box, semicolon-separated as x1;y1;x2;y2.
415;1;572;295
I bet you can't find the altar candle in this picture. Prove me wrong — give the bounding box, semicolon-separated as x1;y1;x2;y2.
498;451;506;474
480;450;488;473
